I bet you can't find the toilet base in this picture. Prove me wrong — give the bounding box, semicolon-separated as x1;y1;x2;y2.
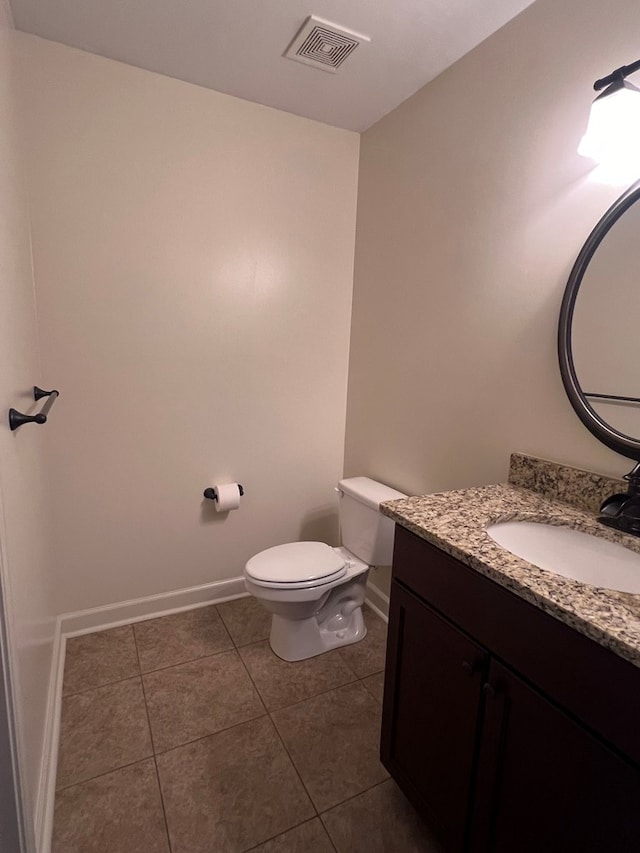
269;604;367;662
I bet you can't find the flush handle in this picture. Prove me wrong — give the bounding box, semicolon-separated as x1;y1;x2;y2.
482;682;496;699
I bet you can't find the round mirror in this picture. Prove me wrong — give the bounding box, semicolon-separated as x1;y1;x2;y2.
558;180;640;461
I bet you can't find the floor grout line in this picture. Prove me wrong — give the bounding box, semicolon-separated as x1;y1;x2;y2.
62;671;142;699
318;776;392;817
241;816;338;853
55;754;155;793
108;668;384;762
139;644;241;679
151;711;270;758
235;650;321;823
133;624;174;853
55;713;275;793
315;778;397;853
357;671;385;704
263;672;361;714
62;644;384;702
63;643;251;699
55;599;391;851
265;663;386;715
136;666;383;759
63;601;386;694
61;623;141;697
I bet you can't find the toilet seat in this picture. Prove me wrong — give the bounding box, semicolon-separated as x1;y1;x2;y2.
245;541;347;589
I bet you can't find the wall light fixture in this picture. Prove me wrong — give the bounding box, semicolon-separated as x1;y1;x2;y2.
579;59;640;174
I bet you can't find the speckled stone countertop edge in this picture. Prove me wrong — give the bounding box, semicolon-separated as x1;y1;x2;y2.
381;483;640;670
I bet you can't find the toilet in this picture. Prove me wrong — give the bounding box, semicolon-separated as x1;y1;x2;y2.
244;477;406;661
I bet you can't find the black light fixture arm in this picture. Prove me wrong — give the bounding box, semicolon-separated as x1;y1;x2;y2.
594;58;640;91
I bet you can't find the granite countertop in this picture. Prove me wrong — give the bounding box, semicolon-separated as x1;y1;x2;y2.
381;482;640;669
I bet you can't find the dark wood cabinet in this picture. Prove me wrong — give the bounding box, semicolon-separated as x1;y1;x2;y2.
382;583;487;850
471;659;640;852
381;526;640;853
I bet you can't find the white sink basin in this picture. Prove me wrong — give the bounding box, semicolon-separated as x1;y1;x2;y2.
486;521;640;594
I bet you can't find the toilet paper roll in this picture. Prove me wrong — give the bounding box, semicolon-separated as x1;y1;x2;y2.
213;483;242;512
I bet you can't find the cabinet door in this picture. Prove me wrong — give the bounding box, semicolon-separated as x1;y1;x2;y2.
470;659;640;853
382;581;488;852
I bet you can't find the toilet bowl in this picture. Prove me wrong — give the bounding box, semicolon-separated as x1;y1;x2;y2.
244;477;406;661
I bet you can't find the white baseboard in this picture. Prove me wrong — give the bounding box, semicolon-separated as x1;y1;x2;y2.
35;576;247;852
34;627;64;853
60;576;247;637
365;582;389;623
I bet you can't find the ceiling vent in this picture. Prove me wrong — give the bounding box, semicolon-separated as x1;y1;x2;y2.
284;15;370;74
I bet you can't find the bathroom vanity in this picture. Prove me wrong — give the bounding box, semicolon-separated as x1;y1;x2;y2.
380;462;640;853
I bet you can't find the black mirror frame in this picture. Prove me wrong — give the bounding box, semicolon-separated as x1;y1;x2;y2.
558;179;640;461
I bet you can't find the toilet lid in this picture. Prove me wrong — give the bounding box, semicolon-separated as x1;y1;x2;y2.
245;542;347;586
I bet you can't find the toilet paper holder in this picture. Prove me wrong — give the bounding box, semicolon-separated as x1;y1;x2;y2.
203;485;245;501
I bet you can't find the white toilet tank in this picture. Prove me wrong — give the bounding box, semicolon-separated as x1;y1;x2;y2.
337;477;407;566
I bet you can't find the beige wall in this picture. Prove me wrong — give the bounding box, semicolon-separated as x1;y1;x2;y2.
15;35;359;615
0;5;54;845
345;0;640;525
12;1;640;622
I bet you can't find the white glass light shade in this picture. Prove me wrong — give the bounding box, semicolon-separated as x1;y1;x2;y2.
578;80;640;167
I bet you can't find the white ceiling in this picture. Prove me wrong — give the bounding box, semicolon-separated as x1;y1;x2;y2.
9;0;536;132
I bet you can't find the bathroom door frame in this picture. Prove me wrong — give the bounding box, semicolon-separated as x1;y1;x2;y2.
0;533;27;853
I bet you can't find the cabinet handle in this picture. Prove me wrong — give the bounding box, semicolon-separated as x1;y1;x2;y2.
482;682;496;699
461;660;474;676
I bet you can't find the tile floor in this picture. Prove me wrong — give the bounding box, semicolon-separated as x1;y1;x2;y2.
54;598;440;852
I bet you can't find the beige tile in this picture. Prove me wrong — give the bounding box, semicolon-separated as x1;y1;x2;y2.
338;607;388;678
157;716;315;853
239;640;357;711
53;759;169;853
361;671;385;704
143;649;265;752
63;625;140;695
321;779;442;853
57;678;152;788
217;595;272;647
272;681;388;812
250;818;335;852
133;605;232;672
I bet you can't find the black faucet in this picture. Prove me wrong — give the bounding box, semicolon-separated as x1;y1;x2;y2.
599;462;640;537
